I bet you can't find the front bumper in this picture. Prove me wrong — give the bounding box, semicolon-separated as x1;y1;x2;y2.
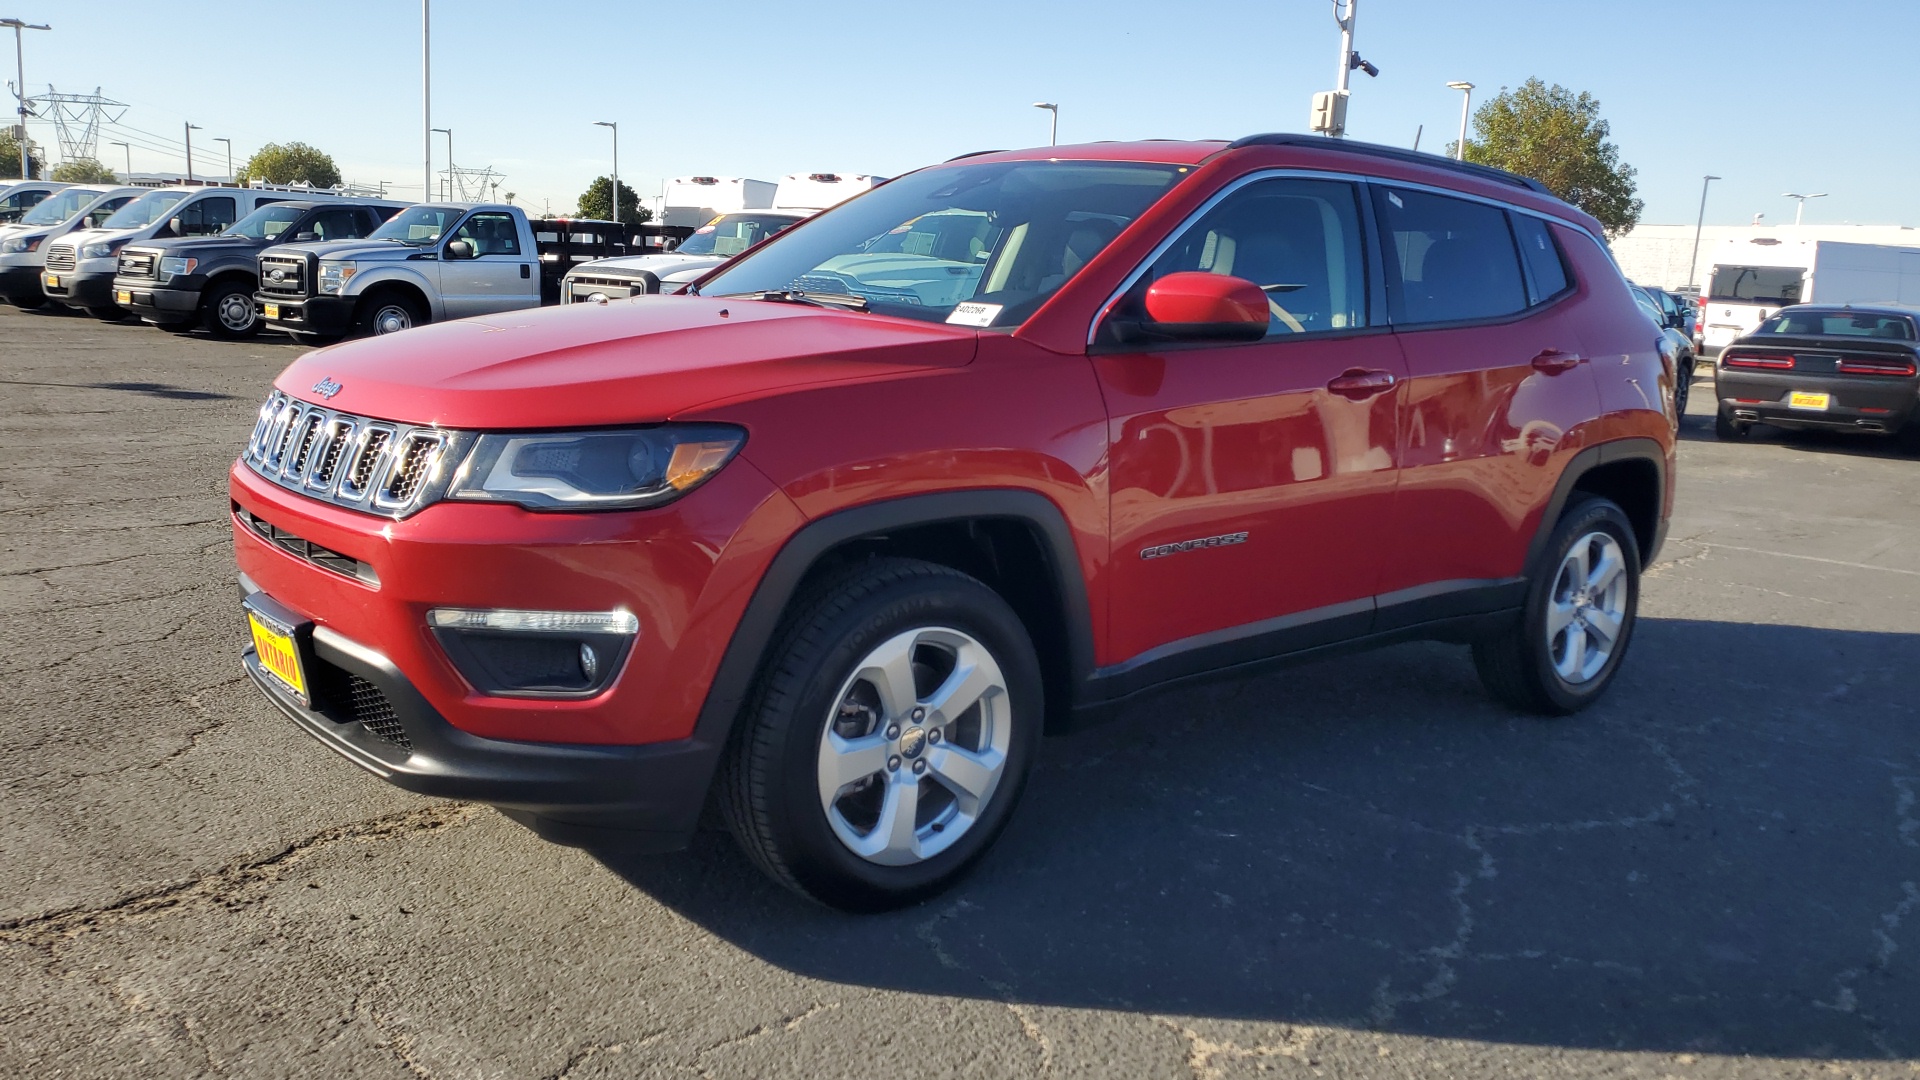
241;580;723;850
1715;367;1920;432
257;292;354;336
0;263;45;305
114;275;204;322
47;267;119;310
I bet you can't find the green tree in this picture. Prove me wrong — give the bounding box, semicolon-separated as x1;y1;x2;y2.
0;130;44;178
1456;78;1643;238
50;158;118;183
240;142;342;188
576;176;649;223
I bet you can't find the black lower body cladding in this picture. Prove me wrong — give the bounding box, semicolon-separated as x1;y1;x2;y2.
257;293;355;337
115;279;204;326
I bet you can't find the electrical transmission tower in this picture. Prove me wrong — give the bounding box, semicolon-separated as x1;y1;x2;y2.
446;164;503;202
26;86;128;164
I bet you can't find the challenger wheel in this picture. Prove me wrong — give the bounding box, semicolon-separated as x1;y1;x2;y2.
720;557;1042;912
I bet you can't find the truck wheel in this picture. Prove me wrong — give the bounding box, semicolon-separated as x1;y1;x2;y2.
1673;356;1692;417
1714;407;1751;440
202;280;260;339
359;294;425;337
720;557;1042;912
1472;496;1641;716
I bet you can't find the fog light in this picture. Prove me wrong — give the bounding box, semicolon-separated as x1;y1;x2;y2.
426;607;637;698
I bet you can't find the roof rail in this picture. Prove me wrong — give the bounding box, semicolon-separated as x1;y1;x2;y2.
1223;133;1553;196
945;149;1007;162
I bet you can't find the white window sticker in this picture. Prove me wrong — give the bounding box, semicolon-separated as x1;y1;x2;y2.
946;301;1002;327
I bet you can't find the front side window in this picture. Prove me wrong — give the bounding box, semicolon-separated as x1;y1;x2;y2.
696;160;1185;327
369;205;466;246
1375;187;1528;325
677;213;804;257
1;189;46;211
453;212;521;255
1755;310;1915;339
20;187;104;225
1709;265;1805;305
100;189;190;230
1103;176;1368;343
172;197;236;236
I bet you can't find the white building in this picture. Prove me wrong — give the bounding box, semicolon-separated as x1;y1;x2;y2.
1611;223;1920;291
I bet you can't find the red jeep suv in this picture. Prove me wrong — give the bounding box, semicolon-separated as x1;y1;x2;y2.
232;136;1676;911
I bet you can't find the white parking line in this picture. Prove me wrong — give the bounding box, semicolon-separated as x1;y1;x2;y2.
1703;543;1920;577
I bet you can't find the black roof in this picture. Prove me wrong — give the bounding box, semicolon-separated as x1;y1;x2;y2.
1772;302;1920;318
1223;133;1553;196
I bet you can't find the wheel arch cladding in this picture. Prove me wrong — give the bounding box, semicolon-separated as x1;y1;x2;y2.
1528;438;1666;574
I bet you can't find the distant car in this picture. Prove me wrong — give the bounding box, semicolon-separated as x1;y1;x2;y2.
559;210;807;303
1714;303;1920;450
1646;286;1697;342
1630;283;1695;418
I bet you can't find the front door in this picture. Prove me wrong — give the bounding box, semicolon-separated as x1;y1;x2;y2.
442;212;535;317
1092;176;1405;671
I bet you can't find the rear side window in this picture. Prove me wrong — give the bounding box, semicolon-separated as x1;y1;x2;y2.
309;208;368;240
1511;214;1571;300
1709;265;1805;305
1373;187;1527;325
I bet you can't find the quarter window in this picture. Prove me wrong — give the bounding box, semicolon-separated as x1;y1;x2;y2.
1374;187;1528;325
1117;177;1368;340
1510;214;1571;301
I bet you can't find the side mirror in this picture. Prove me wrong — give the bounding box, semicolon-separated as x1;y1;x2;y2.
293;232;318;242
1133;271;1271;343
445;239;475;259
164;216;184;237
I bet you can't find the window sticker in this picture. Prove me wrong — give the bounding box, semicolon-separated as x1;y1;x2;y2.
1387;191;1404;209
945;301;1002;327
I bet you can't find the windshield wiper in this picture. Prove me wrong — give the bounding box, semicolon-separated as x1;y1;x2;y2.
720;289;870;312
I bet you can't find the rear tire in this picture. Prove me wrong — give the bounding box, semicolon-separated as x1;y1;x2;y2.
1673;354;1693;417
1714;407;1751;440
202;279;261;339
357;293;425;337
1473;496;1641;716
720;557;1043;912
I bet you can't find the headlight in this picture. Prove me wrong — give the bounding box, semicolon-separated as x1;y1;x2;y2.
0;234;42;254
318;262;357;295
156;256;197;283
448;425;745;511
81;240;125;260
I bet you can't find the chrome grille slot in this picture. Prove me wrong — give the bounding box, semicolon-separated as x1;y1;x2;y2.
259;255;308;298
44;244;77;272
118;250;157;279
239;391;465;519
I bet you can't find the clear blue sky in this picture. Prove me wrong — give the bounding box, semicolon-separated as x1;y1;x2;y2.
19;0;1918;227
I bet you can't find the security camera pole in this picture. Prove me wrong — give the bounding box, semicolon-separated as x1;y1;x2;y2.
1312;2;1375;139
3;18;51;181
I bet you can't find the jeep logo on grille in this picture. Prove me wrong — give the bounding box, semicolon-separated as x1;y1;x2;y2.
269;268;288;283
312;378;343;400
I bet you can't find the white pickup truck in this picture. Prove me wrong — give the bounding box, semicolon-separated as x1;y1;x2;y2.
559;210;807;303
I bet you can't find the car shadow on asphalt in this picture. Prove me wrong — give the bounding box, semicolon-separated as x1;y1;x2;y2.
596;617;1920;1060
0;378;237;401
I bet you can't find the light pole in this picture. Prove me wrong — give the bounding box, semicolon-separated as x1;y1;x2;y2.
1687;175;1719;289
109;139;129;179
213;136;231;184
594;120;619;223
3;18;50;180
1782;192;1827;226
1447;81;1474;161
1031;102;1057;146
422;0;431;201
432;127;452;200
184;122;201;183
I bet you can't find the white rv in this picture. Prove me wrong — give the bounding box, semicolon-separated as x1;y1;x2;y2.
771;172;886;213
1701;237;1920;354
656;176;777;229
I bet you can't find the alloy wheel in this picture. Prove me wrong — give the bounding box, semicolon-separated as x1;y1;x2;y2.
1546;531;1629;684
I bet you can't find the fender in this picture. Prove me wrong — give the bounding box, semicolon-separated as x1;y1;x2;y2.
1524;436;1669;575
685;489;1099;752
345;266;442;321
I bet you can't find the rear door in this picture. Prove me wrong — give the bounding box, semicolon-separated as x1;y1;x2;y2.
441;211;536;317
1093;175;1406;668
1371;186;1601;623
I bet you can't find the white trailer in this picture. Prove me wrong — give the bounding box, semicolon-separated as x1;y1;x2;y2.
1701;237;1920;353
771;172;885;213
656;176;776;229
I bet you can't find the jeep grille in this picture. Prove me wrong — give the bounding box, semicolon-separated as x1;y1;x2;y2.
241;391;467;519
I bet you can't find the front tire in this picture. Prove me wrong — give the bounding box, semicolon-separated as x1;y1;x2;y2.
202;279;260;339
1473;496;1641;716
357;293;425;337
720;557;1043;912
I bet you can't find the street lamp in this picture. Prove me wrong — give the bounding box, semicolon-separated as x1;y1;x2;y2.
213;136;231;184
1782;192;1827;226
3;18;51;181
422;0;431;202
1687;175;1720;290
594;120;619;223
108;140;130;179
1446;81;1474;161
1031;102;1058;146
184;122;201;183
432;127;452;200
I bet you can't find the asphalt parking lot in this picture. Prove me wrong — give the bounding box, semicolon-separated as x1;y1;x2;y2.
2;305;1917;1079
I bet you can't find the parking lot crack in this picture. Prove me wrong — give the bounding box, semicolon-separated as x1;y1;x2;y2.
1149;1017;1315;1080
539;1032;662;1080
688;1003;838;1076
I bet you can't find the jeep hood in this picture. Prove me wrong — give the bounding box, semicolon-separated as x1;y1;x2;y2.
274;295;978;429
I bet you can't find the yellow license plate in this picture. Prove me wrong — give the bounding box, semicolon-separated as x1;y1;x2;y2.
115;289;131;305
263;302;280;320
248;611;309;703
1788;391;1830;411
42;273;58;288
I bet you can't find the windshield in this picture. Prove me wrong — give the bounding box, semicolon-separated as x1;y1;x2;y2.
677;213;804;257
224;204;307;240
101;189;193;230
1755;310;1916;340
696;160;1187;326
20;187;104;226
1709;264;1805;305
369;205;464;246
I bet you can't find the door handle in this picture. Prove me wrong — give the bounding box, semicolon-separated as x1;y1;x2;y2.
520;264;531;279
1531;349;1584;374
1326;368;1397;400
